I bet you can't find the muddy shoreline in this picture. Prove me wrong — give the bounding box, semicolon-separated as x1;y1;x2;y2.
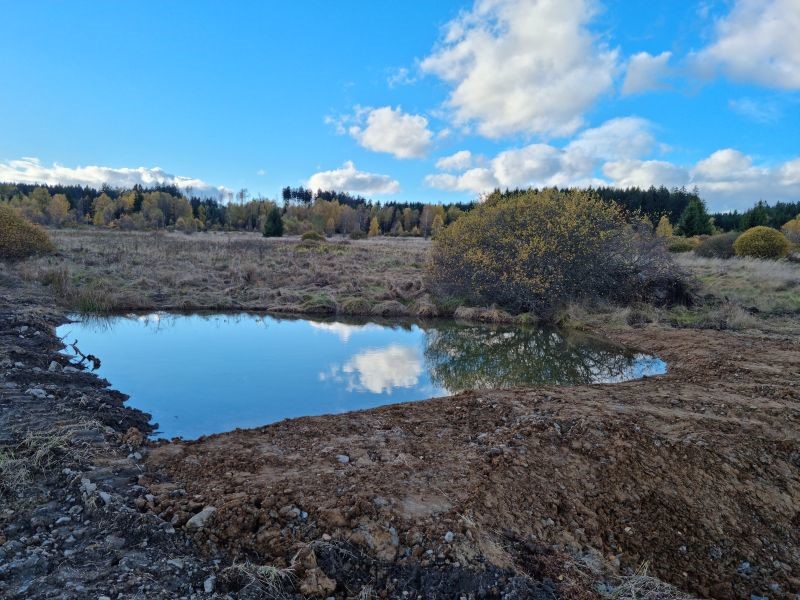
2;260;799;599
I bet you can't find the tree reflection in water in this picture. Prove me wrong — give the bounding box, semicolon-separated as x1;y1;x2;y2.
423;322;664;392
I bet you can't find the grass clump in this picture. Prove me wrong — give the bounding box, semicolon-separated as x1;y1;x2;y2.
301;230;325;242
694;232;739;259
429;189;689;320
733;226;790;259
0;203;55;259
666;236;697;253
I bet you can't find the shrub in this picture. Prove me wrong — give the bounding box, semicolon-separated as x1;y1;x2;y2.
301;231;324;241
666;236;697;253
655;215;673;237
349;230;367;240
695;232;739;258
428;189;688;320
781;218;800;244
0;204;55;259
733;226;790;259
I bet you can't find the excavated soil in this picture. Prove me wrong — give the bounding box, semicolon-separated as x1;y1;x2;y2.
145;325;800;599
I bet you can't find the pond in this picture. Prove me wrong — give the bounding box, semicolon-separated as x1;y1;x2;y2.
57;313;666;439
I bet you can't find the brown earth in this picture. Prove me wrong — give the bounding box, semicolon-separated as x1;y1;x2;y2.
2;231;800;599
145;324;800;599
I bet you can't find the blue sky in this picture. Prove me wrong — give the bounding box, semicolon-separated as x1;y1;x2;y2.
1;0;798;211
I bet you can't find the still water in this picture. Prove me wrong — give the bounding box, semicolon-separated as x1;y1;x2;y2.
57;313;665;439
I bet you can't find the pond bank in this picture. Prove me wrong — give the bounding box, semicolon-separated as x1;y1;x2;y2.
2;233;800;598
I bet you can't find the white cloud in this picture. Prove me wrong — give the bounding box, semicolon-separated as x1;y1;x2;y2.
424;116;800;211
420;0;618;138
0;157;229;199
425;117;655;193
344;106;433;159
435;150;474;171
565;117;656;161
342;345;423;394
622;51;673;95
307;161;400;195
308;321;380;343
694;0;800;89
602;159;690;189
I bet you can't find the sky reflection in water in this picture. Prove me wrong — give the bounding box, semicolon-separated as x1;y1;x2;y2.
57;313;665;439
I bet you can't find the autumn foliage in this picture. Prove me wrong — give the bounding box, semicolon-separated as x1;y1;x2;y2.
0;204;55;259
733;226;790;259
428;189;687;319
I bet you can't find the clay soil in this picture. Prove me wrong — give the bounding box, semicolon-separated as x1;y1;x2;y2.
145;323;800;599
2;231;799;599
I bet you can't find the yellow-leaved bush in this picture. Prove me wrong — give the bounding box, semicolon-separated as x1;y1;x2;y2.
733;226;790;259
427;189;688;319
0;203;55;259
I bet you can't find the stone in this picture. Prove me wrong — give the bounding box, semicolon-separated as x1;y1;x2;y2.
25;388;47;399
167;558;184;569
336;454;350;464
98;491;112;506
185;506;216;530
63;366;80;374
204;576;216;593
444;531;454;543
48;361;62;372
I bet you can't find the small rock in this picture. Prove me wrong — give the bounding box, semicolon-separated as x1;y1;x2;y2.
80;479;97;495
167;558;184;569
444;531;454;543
98;492;112;506
204;576;216;593
63;366;80;374
25;388;47;399
48;361;62;372
336;454;350;464
55;516;71;526
185;506;216;530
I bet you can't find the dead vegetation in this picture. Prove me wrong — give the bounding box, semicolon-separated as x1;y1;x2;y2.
20;229;430;316
0;419;104;495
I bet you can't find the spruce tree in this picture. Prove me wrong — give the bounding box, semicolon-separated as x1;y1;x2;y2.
676;198;713;236
262;205;283;237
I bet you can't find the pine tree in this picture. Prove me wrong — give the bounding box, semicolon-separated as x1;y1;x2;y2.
676;198;712;236
740;200;769;229
262;205;283;237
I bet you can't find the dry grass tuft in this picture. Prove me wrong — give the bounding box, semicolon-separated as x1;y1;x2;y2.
220;562;296;597
610;563;697;600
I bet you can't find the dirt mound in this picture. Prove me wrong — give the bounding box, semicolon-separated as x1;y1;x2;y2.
145;327;800;599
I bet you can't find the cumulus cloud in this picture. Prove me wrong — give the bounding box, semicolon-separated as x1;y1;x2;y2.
387;67;417;87
342;345;423;394
435;150;474;171
337;106;433;159
423;118;800;210
622;51;673;95
694;0;800;89
603;150;800;211
0;157;229;199
307;161;400;195
420;0;617;138
602;159;690;189
425;117;654;193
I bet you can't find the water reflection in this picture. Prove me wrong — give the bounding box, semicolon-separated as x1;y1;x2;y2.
57;314;665;439
323;344;423;394
424;322;663;390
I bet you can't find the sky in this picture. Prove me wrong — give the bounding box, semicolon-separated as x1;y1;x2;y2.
1;0;799;212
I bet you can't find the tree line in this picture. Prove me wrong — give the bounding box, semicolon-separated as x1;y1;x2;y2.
0;180;795;238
